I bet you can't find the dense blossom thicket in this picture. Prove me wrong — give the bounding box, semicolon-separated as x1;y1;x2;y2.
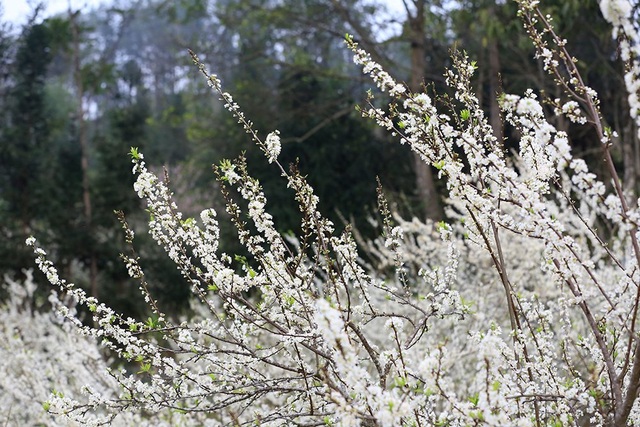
3;0;640;425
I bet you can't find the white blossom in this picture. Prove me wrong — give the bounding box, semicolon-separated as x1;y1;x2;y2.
264;130;281;163
14;4;640;426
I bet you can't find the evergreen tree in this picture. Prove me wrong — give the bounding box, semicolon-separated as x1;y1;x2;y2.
0;21;54;275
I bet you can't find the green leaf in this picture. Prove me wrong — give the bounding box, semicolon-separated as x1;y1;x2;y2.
129;146;140;159
436;221;449;231
394;376;407;388
146;316;158;328
219;159;233;170
137;362;151;374
468;392;479;406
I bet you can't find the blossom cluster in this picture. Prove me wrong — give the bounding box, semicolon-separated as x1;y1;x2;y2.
599;0;640;134
0;271;152;426
10;1;640;426
347;2;640;423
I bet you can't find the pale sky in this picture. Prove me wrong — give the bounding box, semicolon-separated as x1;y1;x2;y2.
1;0;100;24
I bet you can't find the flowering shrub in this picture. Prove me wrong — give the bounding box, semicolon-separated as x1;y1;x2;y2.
0;271;140;426
16;0;640;425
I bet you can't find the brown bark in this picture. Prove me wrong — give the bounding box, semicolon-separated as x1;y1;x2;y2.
70;10;98;298
488;36;503;141
407;0;443;220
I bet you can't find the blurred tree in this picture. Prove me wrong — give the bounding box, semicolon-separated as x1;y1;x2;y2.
331;0;450;220
0;18;55;274
185;0;416;237
68;9;101;297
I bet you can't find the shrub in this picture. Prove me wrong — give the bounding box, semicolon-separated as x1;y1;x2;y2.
18;0;640;425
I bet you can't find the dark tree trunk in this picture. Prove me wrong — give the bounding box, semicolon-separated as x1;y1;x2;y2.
71;10;98;298
408;0;443;220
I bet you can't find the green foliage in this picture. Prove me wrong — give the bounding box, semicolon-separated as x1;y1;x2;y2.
0;21;55;275
94;103;148;220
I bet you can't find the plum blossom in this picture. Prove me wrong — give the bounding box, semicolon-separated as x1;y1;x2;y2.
264;130;281;163
15;2;640;426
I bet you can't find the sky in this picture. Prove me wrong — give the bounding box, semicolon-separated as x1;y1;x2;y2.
3;0;407;26
1;0;97;24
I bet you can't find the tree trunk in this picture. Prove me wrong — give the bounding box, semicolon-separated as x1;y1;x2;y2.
408;0;443;220
70;10;98;298
488;35;503;141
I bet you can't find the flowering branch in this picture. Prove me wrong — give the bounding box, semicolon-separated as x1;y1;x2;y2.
14;1;640;425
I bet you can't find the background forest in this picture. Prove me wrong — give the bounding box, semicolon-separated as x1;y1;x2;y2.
0;0;634;319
